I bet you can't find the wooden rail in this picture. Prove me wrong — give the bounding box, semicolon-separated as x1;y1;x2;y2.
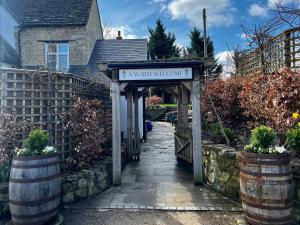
238;27;300;76
175;126;193;164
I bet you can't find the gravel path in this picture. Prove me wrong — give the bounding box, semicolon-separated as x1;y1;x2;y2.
62;209;242;225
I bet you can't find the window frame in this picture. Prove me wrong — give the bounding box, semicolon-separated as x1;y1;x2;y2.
45;42;69;72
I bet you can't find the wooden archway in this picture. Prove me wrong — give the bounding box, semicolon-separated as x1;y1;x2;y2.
107;61;204;185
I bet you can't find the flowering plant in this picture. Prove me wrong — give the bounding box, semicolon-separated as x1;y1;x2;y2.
16;129;57;156
244;144;287;154
244;126;287;154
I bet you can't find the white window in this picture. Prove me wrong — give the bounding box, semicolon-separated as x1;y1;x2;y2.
45;43;69;72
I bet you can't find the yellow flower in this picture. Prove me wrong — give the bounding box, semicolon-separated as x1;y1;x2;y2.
298;122;300;127
293;112;299;119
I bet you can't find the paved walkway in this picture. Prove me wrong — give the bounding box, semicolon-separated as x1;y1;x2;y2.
68;122;241;211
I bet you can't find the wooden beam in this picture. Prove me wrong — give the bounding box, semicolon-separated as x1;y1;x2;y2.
191;73;203;185
133;89;140;161
181;81;192;91
120;82;129;92
112;76;121;185
127;88;133;161
177;85;183;127
182;85;189;128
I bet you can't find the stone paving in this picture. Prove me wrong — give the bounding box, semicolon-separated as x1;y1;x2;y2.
68;122;242;211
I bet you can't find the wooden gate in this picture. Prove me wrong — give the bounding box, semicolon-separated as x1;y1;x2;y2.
175;126;193;164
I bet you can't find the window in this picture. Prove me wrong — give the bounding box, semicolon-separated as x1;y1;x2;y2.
45;43;69;72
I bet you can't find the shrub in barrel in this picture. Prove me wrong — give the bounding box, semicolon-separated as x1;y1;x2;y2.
286;112;300;223
9;129;61;225
240;126;293;225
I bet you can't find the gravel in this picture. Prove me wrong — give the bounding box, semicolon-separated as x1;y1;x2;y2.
62;209;243;225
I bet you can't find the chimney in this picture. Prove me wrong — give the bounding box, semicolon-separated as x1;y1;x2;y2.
116;31;122;40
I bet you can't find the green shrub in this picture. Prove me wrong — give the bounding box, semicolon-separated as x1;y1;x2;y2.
286;127;300;152
17;128;55;156
250;125;277;149
244;126;284;154
23;128;48;152
208;123;235;143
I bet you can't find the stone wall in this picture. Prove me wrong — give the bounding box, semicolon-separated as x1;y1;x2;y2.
62;158;112;204
203;143;240;200
0;183;9;218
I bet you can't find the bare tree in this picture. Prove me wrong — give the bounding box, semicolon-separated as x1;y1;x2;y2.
241;23;275;74
273;2;300;28
102;19;116;39
225;42;247;76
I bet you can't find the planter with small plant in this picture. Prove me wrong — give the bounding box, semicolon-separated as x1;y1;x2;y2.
286;112;300;223
240;125;293;225
9;128;61;225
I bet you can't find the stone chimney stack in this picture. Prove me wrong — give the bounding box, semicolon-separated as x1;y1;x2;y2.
116;31;122;40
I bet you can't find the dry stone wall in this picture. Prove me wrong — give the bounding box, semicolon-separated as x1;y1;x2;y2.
62;158;112;204
203;143;240;200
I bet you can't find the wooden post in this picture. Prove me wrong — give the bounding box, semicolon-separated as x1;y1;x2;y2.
177;85;183;127
182;85;189;128
133;89;140;160
126;88;133;161
112;70;121;185
191;72;203;184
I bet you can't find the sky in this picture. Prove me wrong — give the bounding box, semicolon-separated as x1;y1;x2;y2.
0;0;299;70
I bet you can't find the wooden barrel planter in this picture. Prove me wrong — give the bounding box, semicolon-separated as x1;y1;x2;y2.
9;154;61;225
239;151;293;225
293;159;300;223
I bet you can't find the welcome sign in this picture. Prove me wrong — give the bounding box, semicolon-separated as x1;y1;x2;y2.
119;67;193;81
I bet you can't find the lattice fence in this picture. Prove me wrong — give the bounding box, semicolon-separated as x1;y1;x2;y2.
0;68;112;169
238;27;300;76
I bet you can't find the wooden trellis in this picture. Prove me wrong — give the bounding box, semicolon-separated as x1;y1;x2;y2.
0;68;112;169
238;27;300;76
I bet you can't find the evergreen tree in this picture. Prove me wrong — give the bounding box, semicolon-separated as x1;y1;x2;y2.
187;27;223;75
148;19;180;60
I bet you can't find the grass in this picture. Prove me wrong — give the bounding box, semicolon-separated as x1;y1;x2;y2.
159;104;177;107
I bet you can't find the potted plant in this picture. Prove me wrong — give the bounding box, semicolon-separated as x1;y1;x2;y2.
9;128;61;225
286;112;300;223
240;125;293;225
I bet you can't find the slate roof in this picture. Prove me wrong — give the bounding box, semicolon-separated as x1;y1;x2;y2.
89;39;148;64
68;65;89;76
1;0;94;26
0;34;20;67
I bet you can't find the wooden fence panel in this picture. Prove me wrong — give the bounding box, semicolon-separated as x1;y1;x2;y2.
0;68;112;170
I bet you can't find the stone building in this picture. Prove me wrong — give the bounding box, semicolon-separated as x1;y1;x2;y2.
1;0;148;85
1;0;148;141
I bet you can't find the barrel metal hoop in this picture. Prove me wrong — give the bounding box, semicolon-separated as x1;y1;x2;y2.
11;206;59;219
240;169;293;178
240;173;293;185
9;192;61;206
9;174;61;184
241;192;293;205
242;198;293;210
240;158;290;166
11;161;59;169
